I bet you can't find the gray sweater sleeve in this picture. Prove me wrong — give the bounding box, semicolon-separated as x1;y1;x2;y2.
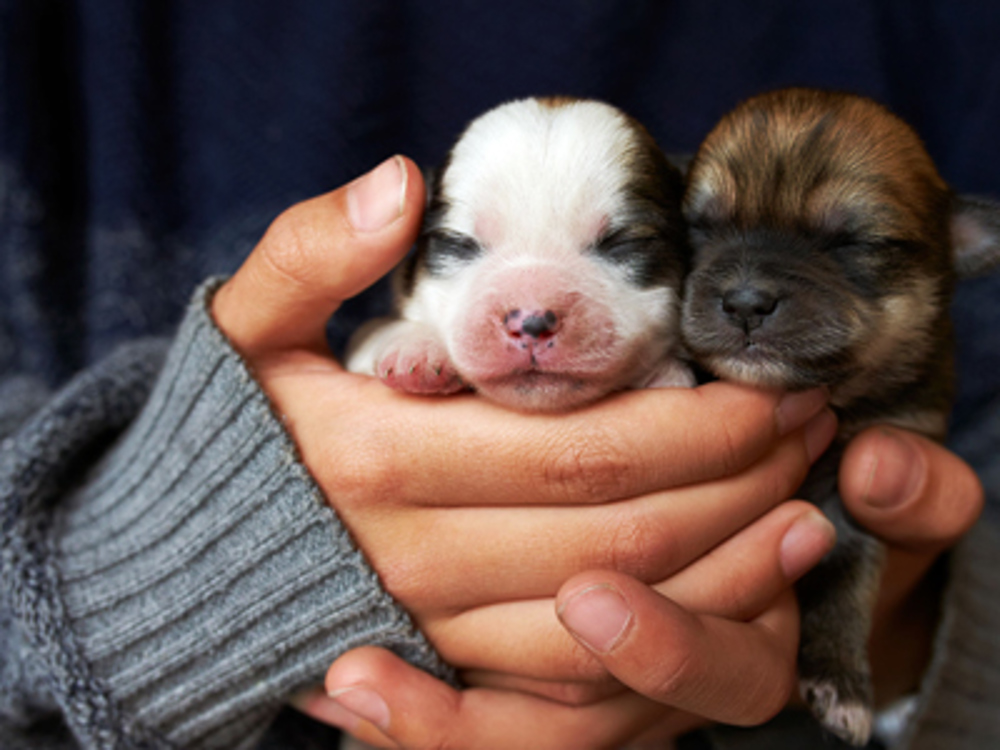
0;278;450;749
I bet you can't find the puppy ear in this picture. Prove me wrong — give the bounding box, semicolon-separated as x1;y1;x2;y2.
952;195;1000;278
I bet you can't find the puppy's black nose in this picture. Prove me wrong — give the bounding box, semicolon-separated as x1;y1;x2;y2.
505;309;559;339
721;286;778;331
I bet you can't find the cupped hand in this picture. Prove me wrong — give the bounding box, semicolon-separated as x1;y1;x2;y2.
212;157;845;748
839;427;983;704
213;155;836;685
299;420;982;749
301;501;832;749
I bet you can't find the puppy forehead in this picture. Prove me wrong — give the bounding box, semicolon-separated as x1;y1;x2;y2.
440;99;639;244
686;90;948;241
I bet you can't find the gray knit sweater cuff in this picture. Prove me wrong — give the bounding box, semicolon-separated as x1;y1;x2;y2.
53;279;449;749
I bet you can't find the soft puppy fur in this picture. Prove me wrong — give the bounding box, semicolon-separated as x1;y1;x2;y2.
681;87;1000;744
348;97;693;411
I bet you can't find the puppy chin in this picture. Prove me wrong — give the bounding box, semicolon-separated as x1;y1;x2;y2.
701;352;818;391
474;373;611;412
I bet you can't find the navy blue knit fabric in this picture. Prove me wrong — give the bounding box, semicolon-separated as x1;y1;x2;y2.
3;1;1000;421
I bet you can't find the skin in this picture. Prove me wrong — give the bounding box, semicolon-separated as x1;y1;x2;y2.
212;157;983;749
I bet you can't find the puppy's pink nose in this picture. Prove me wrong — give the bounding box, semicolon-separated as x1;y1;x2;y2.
504;309;560;340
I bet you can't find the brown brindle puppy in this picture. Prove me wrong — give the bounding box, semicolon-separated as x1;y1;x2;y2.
681;88;1000;745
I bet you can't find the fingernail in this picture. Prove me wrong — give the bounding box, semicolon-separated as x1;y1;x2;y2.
803;408;838;463
326;686;391;732
780;511;837;579
775;388;829;436
347;155;407;232
557;583;633;654
861;428;925;509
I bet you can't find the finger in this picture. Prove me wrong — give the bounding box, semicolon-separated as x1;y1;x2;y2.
311;647;669;750
421;501;834;681
459;671;625;706
310;380;833;512
370;412;835;614
362;413;832;623
212;156;425;357
840;426;983;688
292;684;397;748
839;426;984;554
556;574;800;726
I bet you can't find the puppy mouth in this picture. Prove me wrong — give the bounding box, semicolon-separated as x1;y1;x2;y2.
496;368;584;386
475;369;610;412
682;301;856;390
692;332;797;385
484;367;591;395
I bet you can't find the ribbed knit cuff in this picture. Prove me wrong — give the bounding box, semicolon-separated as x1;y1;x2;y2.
53;279;450;749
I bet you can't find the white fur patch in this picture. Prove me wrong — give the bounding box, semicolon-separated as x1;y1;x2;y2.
441;99;639;256
800;678;873;746
348;98;691;411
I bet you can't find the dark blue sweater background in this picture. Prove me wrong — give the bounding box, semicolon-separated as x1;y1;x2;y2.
2;0;999;428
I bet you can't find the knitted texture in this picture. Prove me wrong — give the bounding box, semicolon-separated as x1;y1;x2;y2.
1;340;172;749
1;281;450;749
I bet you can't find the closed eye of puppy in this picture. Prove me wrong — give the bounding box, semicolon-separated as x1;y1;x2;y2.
346;97;694;412
682;87;1000;745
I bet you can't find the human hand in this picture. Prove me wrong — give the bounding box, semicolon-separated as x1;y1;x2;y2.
300;496;831;749
299;425;982;749
838;427;983;705
211;156;836;746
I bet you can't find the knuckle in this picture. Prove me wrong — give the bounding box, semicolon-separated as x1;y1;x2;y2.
259;206;324;289
736;657;797;725
703;563;753;619
596;506;674;580
320;411;406;509
710;414;754;478
418;691;485;750
648;644;701;701
322;436;396;509
541;426;634;503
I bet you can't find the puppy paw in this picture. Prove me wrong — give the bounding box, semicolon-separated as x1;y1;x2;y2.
800;677;873;747
376;340;465;395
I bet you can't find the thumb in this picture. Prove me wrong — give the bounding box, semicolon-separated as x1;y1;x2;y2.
839;426;983;554
555;571;800;727
212;155;424;358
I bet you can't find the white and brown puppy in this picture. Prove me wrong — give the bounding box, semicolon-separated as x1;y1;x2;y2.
681;87;1000;745
348;97;693;411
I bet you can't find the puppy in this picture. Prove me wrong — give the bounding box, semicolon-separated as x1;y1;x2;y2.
681;87;1000;745
347;97;693;411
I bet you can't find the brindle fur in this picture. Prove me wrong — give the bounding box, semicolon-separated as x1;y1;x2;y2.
681;88;1000;745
